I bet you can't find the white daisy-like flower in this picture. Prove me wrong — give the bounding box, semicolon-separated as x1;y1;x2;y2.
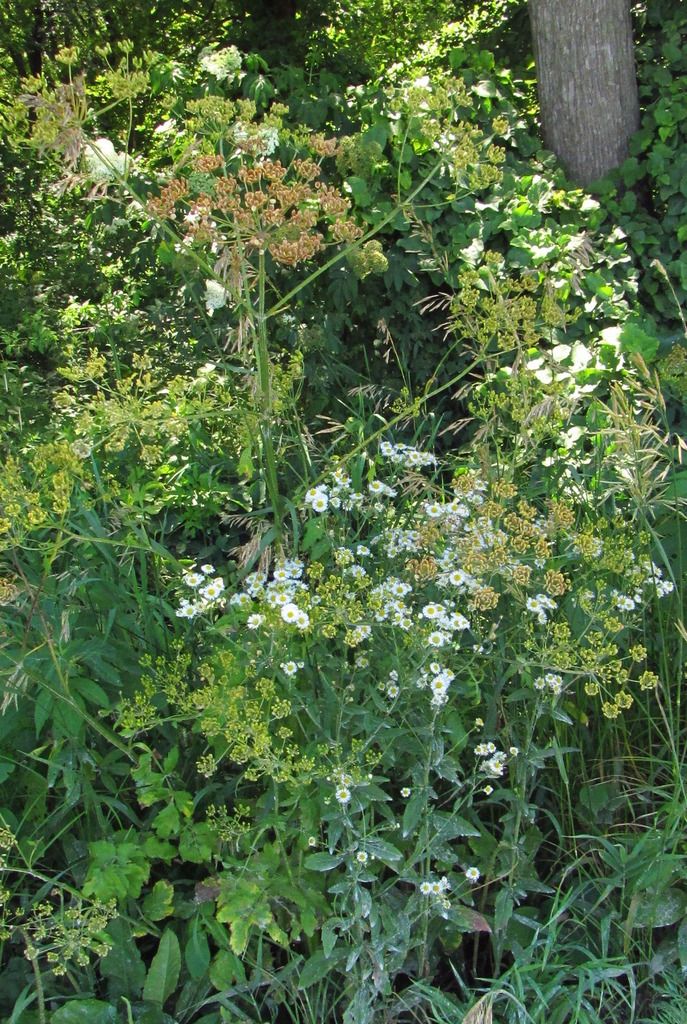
335;786;351;805
200;563;215;574
422;603;446;620
176;602;197;619
355;850;369;864
465;866;481;882
281;661;299;676
247;614;264;630
427;630;448;647
419;881;432;895
281;603;300;624
201;579;224;601
401;787;411;798
184;572;204;588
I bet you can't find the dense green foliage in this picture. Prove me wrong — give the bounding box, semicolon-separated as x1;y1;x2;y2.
1;3;686;1024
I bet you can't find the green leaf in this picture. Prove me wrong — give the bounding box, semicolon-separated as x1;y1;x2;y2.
298;949;346;989
178;823;215;864
209;949;245;991
152;803;180;839
322;916;347;958
304;852;344;871
620;320;659;362
402;791;425;837
51;1001;117;1024
185;920;211;980
363;837;403;865
142;929;181;1007
100;919;146;1000
143;880;175;921
633;887;687;929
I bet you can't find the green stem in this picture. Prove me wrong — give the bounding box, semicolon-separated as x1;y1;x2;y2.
255;249;284;541
23;938;46;1024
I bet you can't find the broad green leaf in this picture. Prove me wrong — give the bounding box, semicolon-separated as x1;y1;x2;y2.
297;949;346;989
142;929;181;1007
185;920;211;980
633;887;687;929
304;852;344;871
51;1001;116;1024
100;918;146;1000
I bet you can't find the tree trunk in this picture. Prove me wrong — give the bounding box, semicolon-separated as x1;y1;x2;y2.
528;0;640;186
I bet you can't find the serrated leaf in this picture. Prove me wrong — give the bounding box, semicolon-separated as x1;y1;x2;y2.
142;929;181;1006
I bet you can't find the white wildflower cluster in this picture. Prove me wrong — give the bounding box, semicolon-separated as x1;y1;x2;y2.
368;479;397;498
176;564;225;618
382;527;422;558
525;593;558;624
385;670;400;699
199;45;242;81
84;138;130;181
333;772;354;805
204;279;229;316
369;576;414;629
416;661;456;708
379;440;437;469
230;559;310;630
303;468;364;514
533;672;564;695
474;741;508;778
613;560;675;609
419;875;451;906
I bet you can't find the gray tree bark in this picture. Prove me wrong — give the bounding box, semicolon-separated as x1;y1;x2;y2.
528;0;640;186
